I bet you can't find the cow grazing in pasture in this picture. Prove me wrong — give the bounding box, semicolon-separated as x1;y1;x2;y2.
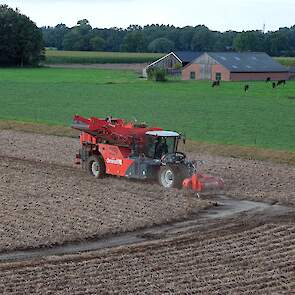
272;82;277;89
212;81;220;88
244;84;249;92
212;80;220;87
277;80;286;86
266;77;271;83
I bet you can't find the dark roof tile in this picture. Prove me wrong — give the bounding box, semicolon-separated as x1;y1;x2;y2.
174;51;203;63
208;52;287;73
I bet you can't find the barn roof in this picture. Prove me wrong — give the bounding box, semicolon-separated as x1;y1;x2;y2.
174;51;203;63
146;51;203;69
207;52;288;73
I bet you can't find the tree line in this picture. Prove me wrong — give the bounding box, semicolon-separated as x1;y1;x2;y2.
0;5;43;66
1;4;295;67
42;20;295;56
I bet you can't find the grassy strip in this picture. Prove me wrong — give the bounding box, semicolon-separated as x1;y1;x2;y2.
1;120;294;166
45;50;164;64
274;57;295;67
1;68;294;151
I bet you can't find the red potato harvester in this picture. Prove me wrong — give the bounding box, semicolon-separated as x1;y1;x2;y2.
72;115;224;192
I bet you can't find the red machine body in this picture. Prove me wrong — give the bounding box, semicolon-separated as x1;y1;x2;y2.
72;115;224;193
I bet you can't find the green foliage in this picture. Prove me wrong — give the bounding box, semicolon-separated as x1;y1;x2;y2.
42;24;69;50
90;36;105;51
42;22;295;56
148;38;175;53
234;31;264;52
275;57;295;66
0;5;44;66
191;26;215;51
147;68;167;82
0;68;295;151
45;50;163;64
62;19;106;51
121;31;146;52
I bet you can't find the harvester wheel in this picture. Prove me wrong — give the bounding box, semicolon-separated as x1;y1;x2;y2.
87;155;106;178
158;165;184;189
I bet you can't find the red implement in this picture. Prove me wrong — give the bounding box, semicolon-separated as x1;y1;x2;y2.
183;174;224;192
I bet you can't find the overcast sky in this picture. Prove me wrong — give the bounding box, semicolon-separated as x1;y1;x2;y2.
1;0;294;32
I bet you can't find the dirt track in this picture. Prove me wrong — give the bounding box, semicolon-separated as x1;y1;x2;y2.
0;129;295;294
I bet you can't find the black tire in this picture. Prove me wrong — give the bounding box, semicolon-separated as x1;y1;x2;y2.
86;155;106;178
158;165;187;189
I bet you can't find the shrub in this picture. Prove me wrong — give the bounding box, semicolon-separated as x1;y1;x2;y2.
147;67;167;82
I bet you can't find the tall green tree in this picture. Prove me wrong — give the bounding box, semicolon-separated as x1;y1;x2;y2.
148;38;174;53
0;5;44;66
233;31;265;52
121;31;146;52
191;26;215;51
90;36;105;51
63;19;93;51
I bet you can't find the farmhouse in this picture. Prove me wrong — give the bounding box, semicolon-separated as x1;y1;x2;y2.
182;52;289;81
289;66;295;80
143;51;203;77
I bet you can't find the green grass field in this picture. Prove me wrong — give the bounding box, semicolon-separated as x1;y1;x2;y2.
0;68;294;151
45;50;164;64
274;57;295;67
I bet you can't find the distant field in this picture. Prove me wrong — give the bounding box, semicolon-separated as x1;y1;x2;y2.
0;68;294;151
45;50;295;67
45;50;164;64
275;57;295;66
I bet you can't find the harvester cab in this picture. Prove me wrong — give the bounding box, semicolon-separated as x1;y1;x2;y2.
72;115;224;193
145;131;181;160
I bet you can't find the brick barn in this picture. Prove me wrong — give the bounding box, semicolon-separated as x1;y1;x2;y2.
143;51;203;77
289;66;295;80
182;52;289;81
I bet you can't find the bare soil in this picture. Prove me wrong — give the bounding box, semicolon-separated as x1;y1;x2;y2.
1;221;294;294
1;129;294;205
0;130;209;252
0;130;295;294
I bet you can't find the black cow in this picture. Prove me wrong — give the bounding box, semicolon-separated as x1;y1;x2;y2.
277;80;286;86
212;80;220;87
266;77;271;83
244;84;249;92
272;82;276;89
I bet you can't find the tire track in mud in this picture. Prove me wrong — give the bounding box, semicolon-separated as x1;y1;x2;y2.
1;222;295;294
0;195;294;262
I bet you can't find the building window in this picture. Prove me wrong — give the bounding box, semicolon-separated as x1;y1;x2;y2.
216;73;222;81
190;72;196;80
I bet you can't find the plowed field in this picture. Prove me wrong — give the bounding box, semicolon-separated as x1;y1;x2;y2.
1;222;295;294
0;130;294;294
